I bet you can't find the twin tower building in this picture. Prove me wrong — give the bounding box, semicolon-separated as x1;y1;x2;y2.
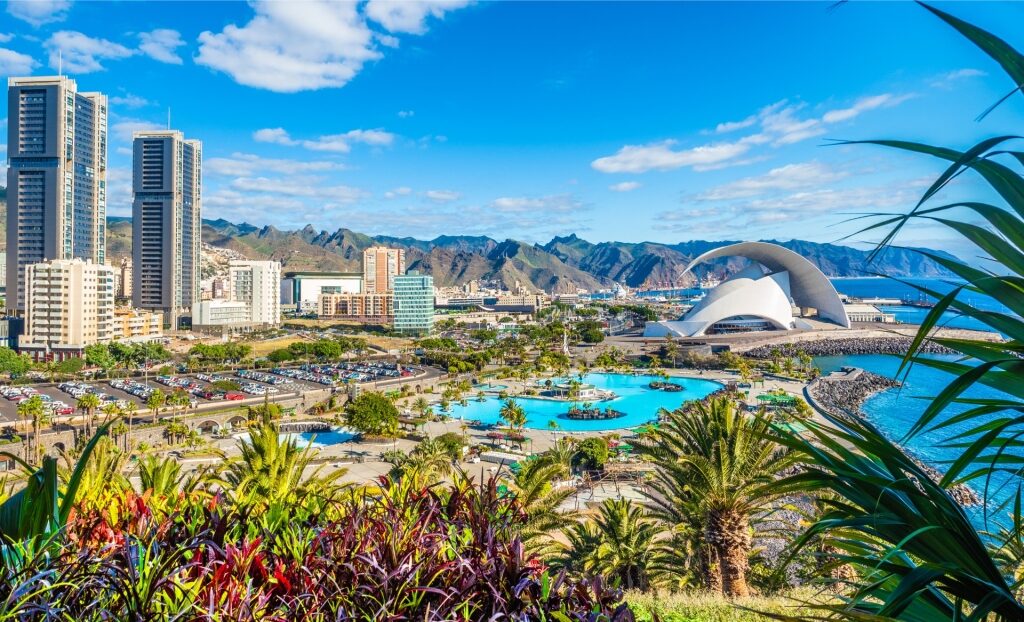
6;75;200;326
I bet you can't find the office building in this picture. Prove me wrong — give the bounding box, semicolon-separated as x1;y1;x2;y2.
393;272;434;335
131;130;201;327
190;299;252;335
318;292;393;324
363;246;405;294
20;259;115;360
6;76;108;311
280;271;362;313
228;259;281;326
0;252;6;293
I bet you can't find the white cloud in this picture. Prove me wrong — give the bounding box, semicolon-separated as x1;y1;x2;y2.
398;109;415;118
424;189;460;202
230;176;366;203
609;181;640;192
0;34;13;43
109;93;151;108
138;29;185;64
384;186;412;199
592;140;750;174
364;0;470;34
7;0;71;26
110;117;164;142
45;30;134;73
252;127;298;146
821;93;911;124
715;115;757;133
196;0;469;93
930;68;987;89
105;167;132;216
0;47;38;74
491;194;582;214
594;92;913;174
696;162;847;201
206;153;344;177
254;127;395;152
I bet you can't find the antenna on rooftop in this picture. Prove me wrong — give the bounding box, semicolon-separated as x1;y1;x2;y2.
167;107;171;130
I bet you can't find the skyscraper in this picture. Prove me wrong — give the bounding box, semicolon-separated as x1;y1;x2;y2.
393;272;434;335
362;246;405;293
131;130;201;327
6;76;108;311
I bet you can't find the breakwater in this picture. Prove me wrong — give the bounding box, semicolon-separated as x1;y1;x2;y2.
808;369;981;507
745;337;956;358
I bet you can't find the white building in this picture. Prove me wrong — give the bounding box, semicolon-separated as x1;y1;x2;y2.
20;259;116;360
644;242;851;338
229;260;281;326
191;300;250;331
280;271;362;313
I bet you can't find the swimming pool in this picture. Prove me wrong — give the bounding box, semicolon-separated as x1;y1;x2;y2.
474;383;509;392
234;428;357;449
447;373;720;431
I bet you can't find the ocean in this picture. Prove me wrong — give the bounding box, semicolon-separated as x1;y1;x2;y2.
830;277;1007;332
815;353;1014;525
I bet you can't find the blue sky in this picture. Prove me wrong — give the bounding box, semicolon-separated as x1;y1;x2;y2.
1;1;1023;256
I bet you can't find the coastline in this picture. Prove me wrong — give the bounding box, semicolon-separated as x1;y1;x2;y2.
806;367;981;507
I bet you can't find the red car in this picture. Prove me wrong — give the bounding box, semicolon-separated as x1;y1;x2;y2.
225;392;245;401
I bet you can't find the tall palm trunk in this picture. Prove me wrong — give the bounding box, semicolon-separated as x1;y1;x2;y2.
701;544;724;594
706;508;751;597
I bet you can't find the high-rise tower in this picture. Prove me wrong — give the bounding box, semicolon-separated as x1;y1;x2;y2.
362;246;405;293
131;130;201;327
6;76;108;311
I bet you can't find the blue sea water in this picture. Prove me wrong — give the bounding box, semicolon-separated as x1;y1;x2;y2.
830;277;1007;332
447;372;721;432
815;354;1015;522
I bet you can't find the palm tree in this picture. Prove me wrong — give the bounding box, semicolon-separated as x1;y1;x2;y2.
137;454;187;498
224;420;344;510
639;397;795;597
412;396;430;417
77;392;101;436
147;388;166;424
121;400;138;453
499;398;527;432
392;436;453;484
18;395;47;465
507;455;576;554
555;498;662;591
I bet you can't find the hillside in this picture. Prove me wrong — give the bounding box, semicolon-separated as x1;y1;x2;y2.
0;207;957;292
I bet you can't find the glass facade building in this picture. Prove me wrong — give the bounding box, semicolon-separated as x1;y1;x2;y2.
393;272;434;335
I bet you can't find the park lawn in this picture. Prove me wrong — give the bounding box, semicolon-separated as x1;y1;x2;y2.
249;335;314;357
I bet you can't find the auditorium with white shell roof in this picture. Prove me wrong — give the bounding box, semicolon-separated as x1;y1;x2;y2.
643;241;852;338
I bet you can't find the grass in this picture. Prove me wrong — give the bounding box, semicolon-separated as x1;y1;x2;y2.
626;589;828;622
248;335;312;357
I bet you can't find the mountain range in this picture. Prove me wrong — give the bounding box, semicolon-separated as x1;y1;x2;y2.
0;208;954;293
191;219;954;292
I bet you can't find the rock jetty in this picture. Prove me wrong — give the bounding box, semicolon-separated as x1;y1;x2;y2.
745;337;956;358
808;369;981;507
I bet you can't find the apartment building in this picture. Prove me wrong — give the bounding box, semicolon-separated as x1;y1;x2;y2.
6;76;108;311
131;130;201;327
20;259;115;360
113;308;163;342
318;292;393;324
229;260;281;326
362;246;405;294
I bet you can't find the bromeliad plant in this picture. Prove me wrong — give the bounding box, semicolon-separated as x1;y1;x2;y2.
774;3;1024;620
0;423;633;621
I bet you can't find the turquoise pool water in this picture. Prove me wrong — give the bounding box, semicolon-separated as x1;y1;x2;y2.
448;373;721;431
475;383;508;392
235;428;356;449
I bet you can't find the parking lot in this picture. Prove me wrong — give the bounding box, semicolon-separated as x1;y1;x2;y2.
0;361;428;426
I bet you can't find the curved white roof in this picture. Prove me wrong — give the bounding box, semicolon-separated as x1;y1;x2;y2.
683;242;850;329
643;242;850;338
